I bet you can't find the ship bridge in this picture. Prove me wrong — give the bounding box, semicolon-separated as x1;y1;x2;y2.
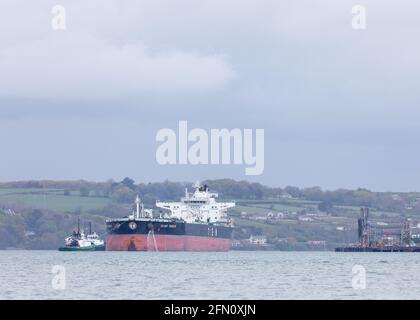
156;183;235;224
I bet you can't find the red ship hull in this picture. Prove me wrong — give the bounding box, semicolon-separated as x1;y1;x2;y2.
106;234;231;252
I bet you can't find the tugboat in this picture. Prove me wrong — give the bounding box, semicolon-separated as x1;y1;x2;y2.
59;221;105;251
106;183;236;251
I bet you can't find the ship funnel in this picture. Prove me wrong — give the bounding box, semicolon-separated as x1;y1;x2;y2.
193;181;200;189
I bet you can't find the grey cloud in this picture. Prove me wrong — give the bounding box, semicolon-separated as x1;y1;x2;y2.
1;0;420;190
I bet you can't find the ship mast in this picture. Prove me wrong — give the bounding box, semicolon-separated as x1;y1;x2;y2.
135;195;140;219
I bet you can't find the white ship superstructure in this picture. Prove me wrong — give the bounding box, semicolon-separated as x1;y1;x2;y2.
156;183;235;224
64;231;104;248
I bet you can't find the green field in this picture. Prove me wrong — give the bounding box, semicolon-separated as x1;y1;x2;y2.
235;198;319;215
0;188;111;212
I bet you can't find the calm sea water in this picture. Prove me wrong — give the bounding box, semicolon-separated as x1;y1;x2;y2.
0;250;419;300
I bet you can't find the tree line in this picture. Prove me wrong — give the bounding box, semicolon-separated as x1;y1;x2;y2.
1;178;419;213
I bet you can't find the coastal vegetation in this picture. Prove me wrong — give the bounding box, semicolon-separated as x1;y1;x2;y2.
0;179;419;250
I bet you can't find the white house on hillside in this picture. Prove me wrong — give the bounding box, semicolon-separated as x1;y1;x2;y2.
248;235;267;245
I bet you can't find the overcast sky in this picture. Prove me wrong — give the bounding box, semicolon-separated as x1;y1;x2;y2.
1;0;420;191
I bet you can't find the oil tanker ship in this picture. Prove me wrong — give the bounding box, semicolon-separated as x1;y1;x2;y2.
105;183;235;251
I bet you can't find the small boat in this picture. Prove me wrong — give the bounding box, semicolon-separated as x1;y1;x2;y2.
59;221;105;251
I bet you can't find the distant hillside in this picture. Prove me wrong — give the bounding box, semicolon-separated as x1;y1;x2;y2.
0;179;419;250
